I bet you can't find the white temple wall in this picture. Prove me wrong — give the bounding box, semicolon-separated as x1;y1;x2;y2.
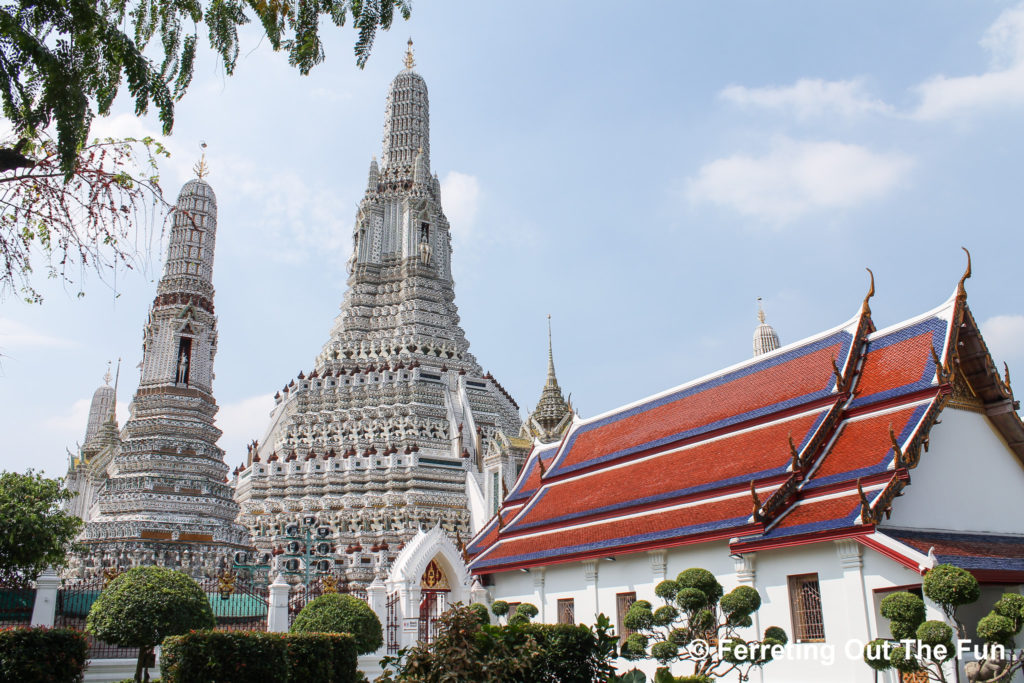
883;408;1024;534
481;539;978;682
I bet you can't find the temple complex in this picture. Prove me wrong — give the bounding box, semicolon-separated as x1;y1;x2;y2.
66;168;250;578
231;42;522;587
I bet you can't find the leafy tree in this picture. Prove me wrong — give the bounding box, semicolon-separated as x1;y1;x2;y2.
290;591;384;654
619;568;787;681
0;0;410;300
0;469;83;587
86;566;215;683
0;135;167;302
0;0;412;177
862;564;1024;683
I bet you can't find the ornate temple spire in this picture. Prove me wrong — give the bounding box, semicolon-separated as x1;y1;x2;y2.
72;171;248;579
367;156;379;192
753;298;781;357
529;316;570;440
82;363;116;446
381;41;429;173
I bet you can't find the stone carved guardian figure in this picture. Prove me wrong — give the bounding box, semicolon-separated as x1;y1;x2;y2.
176;348;190;384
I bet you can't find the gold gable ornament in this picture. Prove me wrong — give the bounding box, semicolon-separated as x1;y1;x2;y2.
420;558;450;590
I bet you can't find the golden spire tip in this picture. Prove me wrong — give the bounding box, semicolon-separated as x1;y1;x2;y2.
404;38;415;70
193;141;209;180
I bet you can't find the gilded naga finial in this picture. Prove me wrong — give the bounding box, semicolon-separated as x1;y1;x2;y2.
404;38;415;70
193;141;209;179
956;247;972;299
862;268;875;315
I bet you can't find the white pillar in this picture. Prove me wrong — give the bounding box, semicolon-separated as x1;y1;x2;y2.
30;568;60;628
532;568;546;622
470;576;490;621
267;573;291;633
834;540;870;683
583;559;599;621
648;550;667;584
733;553;763;683
367;574;387;623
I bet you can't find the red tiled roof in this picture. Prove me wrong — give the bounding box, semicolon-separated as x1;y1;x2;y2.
469;287;1019;574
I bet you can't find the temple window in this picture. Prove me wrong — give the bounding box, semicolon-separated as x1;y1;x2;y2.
788;574;826;643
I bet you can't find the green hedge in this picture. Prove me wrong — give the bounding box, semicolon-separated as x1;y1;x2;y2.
160;630;358;683
0;627;89;683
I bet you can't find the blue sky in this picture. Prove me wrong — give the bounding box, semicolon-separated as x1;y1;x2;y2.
2;1;1023;478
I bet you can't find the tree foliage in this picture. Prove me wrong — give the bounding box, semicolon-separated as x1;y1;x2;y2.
0;469;83;587
290;591;384;654
0;135;167;302
619;568;786;681
862;564;1024;683
377;603;618;683
86;566;215;682
0;0;412;178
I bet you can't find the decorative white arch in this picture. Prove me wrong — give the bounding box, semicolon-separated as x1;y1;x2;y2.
387;523;470;602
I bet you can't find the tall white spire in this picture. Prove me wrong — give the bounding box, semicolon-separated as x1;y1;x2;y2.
753;298;781;357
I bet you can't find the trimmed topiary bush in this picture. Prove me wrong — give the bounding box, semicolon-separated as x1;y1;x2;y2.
86;566;215;683
923;564;980;610
290;593;383;655
467;602;490;625
0;627;89;683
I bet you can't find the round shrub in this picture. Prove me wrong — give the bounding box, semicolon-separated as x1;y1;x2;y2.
923;564;980;609
291;593;383;654
890;645;921;674
653;605;679;627
514;602;538;620
916;620;954;651
720;585;760;617
508;613;529;626
863;638;894;671
655;579;680;601
651;640;679;663
676;588;709;611
763;626;788;646
880;592;925;625
621;632;649;660
993;593;1024;626
676;569;723;604
977;613;1017;646
624;604;654;632
467;602;490;625
490;600;509;617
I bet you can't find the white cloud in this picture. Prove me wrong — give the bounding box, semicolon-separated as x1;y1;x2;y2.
686;138;913;223
217;160;352;264
216;393;275;465
441;171;481;241
981;314;1024;372
44;398;91;433
913;4;1024;119
0;318;74;349
720;78;892;119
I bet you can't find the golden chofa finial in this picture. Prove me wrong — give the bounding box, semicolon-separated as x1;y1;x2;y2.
404;38;415;69
757;298;766;324
193;141;209;179
956;246;972;299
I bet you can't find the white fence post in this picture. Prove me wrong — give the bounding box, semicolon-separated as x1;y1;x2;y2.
30;568;60;627
267;573;290;633
367;574;386;622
